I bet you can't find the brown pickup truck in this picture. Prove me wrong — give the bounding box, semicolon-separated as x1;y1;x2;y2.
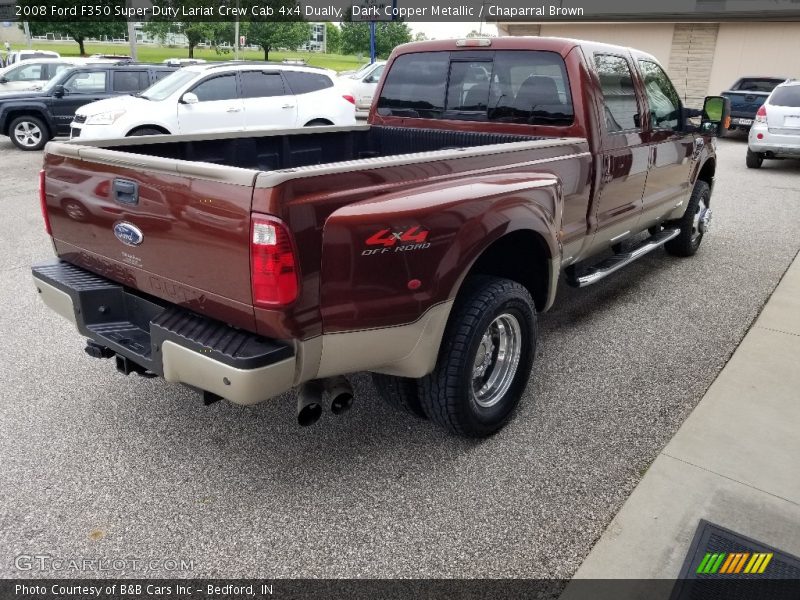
32;38;729;437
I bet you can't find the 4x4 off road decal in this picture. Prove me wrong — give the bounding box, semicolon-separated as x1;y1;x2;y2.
362;226;431;256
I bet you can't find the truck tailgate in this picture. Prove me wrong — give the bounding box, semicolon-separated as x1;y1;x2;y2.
42;146;258;330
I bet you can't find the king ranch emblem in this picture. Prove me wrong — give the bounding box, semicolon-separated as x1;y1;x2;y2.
362;226;431;256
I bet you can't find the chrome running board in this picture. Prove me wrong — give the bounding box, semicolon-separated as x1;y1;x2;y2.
565;228;680;288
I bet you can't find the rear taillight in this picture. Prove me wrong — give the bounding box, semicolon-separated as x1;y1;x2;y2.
39;169;52;235
94;180;110;197
343;94;355;105
250;215;299;307
755;104;767;123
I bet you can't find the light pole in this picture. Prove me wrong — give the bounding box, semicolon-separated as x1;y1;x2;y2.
234;0;240;60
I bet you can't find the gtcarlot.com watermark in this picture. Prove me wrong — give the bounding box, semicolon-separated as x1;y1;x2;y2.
15;554;195;574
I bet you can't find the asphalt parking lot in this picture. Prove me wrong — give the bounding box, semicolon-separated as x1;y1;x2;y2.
0;134;798;580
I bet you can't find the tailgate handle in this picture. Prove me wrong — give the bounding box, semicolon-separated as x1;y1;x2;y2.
113;178;139;205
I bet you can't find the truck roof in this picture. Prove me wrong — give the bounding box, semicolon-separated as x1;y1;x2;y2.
392;36;658;61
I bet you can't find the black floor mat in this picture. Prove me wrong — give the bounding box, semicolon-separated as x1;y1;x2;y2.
671;519;800;600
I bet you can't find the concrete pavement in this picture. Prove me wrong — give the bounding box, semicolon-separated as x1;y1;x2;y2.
564;251;800;595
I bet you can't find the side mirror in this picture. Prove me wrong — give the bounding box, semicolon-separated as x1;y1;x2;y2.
700;95;731;137
53;84;65;98
181;92;198;105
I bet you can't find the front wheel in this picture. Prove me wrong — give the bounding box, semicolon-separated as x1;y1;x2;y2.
419;276;536;437
9;115;49;151
665;180;711;257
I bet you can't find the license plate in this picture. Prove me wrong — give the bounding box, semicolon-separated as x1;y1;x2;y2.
784;116;800;128
734;118;753;126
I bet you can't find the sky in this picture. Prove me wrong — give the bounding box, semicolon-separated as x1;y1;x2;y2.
409;21;498;39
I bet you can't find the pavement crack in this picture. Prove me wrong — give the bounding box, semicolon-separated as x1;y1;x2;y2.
753;326;800;338
661;452;800;508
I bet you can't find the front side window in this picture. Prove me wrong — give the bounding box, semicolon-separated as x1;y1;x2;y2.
63;71;107;94
191;74;238;102
638;60;681;130
594;54;640;133
378;50;573;125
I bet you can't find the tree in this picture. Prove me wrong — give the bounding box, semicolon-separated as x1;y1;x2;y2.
244;21;311;60
19;0;126;56
143;21;229;58
340;21;412;59
325;22;341;54
466;29;494;38
413;31;429;42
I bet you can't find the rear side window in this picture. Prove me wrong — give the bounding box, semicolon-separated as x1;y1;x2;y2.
241;71;286;98
283;71;333;94
152;70;173;82
10;63;43;80
770;86;800;107
192;74;238;102
113;70;149;93
594;54;639;132
378;50;573;125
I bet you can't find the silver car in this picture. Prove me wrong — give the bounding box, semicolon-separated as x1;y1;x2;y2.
747;79;800;168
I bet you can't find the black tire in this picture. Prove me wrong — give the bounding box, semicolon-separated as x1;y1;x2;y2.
746;149;763;169
419;276;536;437
371;373;427;419
61;199;89;222
665;180;710;257
127;127;166;137
9;115;49;151
304;119;333;127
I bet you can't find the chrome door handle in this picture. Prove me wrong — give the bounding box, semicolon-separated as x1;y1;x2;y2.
226;107;241;112
281;104;295;109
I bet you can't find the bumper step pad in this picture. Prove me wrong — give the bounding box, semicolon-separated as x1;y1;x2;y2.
32;260;292;375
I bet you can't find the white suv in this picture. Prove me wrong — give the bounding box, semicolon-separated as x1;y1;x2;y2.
70;62;356;140
747;79;800;168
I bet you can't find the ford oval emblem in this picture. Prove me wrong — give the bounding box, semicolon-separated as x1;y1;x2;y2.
113;222;144;246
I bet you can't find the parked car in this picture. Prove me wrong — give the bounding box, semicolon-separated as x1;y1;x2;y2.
722;76;787;132
0;59;80;93
69;62;356;140
33;37;727;437
0;63;176;150
338;60;386;118
747;79;800;168
163;58;207;67
4;49;60;66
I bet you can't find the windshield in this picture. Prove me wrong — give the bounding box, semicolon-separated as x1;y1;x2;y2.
348;62;373;79
41;67;75;92
139;69;196;101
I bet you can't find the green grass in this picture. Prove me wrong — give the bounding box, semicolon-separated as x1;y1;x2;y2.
13;41;365;72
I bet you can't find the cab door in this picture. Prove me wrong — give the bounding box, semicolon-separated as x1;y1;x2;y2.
591;53;649;248
177;72;244;134
637;59;695;227
239;70;297;130
51;69;109;135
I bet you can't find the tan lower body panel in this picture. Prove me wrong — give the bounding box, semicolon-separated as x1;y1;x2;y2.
315;301;453;380
34;279;77;325
161;340;296;406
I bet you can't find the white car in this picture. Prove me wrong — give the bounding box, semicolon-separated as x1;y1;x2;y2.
338;61;385;118
4;49;60;66
747;79;800;168
0;59;79;93
70;62;356;140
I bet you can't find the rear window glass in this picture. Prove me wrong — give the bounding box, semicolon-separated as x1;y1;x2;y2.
378;50;573;126
113;71;149;92
734;78;785;93
770;86;800;107
283;71;333;94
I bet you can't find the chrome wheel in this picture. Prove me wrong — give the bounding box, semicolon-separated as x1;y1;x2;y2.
63;201;87;221
472;313;522;408
691;198;710;243
13;121;42;148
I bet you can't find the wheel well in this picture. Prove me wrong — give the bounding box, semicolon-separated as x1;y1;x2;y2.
4;110;50;137
304;119;333;126
126;125;170;136
464;231;551;311
697;158;715;187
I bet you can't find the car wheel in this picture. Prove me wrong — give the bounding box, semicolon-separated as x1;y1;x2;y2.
419;275;536;437
9;115;49;151
371;373;427;419
62;199;89;222
746;149;763;169
665;180;711;257
127;127;165;137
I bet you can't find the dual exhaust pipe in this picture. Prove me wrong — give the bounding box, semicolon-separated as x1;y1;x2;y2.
296;376;354;427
